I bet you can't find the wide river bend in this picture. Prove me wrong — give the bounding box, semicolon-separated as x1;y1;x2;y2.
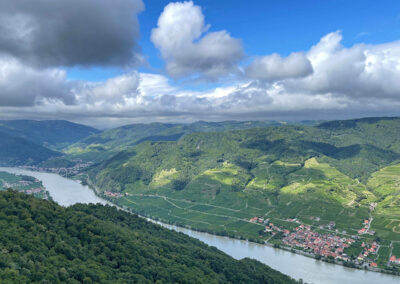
0;167;398;284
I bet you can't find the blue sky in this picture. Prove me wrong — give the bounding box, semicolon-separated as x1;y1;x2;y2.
68;0;400;82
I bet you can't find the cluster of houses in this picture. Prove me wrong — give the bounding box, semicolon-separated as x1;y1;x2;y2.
23;161;93;176
2;179;36;188
103;191;123;198
249;217;287;236
357;219;375;235
264;222;285;236
248;215;390;269
1;175;48;198
389;255;400;265
249;216;268;224
357;241;379;265
282;224;356;261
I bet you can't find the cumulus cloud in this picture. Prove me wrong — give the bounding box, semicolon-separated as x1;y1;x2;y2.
287;31;400;101
0;0;144;67
0;57;75;106
79;73;141;105
151;1;244;79
2;31;400;127
245;52;313;81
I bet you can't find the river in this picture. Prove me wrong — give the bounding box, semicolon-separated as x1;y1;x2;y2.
1;167;399;284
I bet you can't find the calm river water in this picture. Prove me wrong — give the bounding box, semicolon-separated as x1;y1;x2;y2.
1;167;399;284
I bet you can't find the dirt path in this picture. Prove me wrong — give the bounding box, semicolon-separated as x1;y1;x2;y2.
129;193;243;212
127;194;265;226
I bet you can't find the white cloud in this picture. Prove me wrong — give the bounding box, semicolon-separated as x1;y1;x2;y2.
245;52;313;81
0;57;74;106
2;31;400;127
80;72;140;105
138;73;177;97
287;31;400;101
151;1;244;80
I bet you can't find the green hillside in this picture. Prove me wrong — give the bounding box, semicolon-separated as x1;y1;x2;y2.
0;132;60;166
65;120;298;162
0;190;295;283
0;120;100;150
83;117;400;244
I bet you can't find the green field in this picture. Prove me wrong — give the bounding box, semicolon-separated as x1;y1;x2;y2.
90;155;400;243
391;242;400;258
65;117;400;268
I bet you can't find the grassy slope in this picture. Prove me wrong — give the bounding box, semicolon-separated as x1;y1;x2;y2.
0;190;295;284
83;117;400;244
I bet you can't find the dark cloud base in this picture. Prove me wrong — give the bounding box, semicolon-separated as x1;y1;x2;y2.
0;0;144;68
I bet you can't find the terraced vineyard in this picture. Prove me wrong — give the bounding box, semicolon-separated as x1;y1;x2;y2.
66;117;400;271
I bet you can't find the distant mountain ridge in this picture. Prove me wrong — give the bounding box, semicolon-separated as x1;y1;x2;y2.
317;116;400;130
0;131;60;166
65;120;309;162
0;120;100;149
0;120;100;166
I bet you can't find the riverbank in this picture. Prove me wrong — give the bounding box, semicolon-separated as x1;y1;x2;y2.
2;167;400;283
79;175;400;278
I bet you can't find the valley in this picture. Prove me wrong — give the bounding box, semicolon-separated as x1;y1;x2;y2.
3;117;400;279
2;166;399;284
0;189;296;283
76;117;400;274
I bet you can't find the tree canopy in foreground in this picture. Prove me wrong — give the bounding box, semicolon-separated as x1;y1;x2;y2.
0;190;296;283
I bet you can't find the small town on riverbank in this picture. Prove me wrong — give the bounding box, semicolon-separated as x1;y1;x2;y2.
98;184;400;275
0;172;49;199
249;215;400;273
21;161;93;177
3;166;400;277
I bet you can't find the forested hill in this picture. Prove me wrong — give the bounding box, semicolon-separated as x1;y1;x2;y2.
0;190;296;283
0;120;100;149
0;132;60;166
65;120;300;162
84;117;400;243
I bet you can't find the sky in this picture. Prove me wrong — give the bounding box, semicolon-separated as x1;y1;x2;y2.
1;0;400;128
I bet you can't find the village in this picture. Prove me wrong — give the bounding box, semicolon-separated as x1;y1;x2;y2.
0;176;48;198
248;215;398;269
22;161;93;176
281;223;357;261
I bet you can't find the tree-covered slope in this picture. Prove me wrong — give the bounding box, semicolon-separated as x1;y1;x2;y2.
84;117;400;242
0;120;100;149
0;190;295;284
0;132;60;166
317;117;400;152
65;120;294;162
